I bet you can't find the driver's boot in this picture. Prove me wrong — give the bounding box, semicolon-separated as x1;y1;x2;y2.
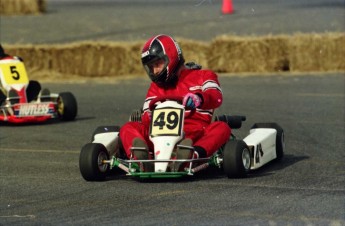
132;138;153;172
175;138;193;172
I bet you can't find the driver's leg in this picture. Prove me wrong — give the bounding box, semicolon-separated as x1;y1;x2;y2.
193;121;231;157
119;122;151;159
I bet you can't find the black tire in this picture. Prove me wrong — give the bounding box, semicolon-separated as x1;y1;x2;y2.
251;123;285;161
79;143;109;181
57;92;77;121
223;140;251;178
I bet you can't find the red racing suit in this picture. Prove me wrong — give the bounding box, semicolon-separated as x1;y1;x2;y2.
119;68;231;158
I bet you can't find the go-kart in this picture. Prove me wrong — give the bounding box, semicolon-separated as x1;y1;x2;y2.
0;58;77;124
79;95;285;181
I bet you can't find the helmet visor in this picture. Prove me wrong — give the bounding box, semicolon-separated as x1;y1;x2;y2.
142;55;169;79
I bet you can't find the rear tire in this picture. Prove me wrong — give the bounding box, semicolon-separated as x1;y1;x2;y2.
223;140;251;178
251;123;284;161
79;143;109;181
57;92;77;121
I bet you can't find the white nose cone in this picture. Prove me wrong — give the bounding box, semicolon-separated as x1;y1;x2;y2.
151;136;180;172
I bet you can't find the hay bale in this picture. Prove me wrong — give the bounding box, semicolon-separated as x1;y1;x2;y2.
4;42;145;78
3;33;345;79
0;0;46;15
288;33;345;72
177;39;209;69
120;41;144;75
208;35;289;73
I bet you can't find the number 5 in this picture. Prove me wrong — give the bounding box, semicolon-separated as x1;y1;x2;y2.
10;66;20;80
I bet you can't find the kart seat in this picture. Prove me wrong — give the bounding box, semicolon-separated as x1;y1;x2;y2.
215;114;246;129
0;90;5;105
40;88;51;102
8;89;20;105
129;109;142;122
185;62;202;70
26;80;41;102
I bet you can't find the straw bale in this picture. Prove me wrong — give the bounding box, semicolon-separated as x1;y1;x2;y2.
123;41;145;75
288;33;345;72
3;33;344;80
3;44;51;70
208;35;289;73
0;0;46;15
5;42;145;78
177;39;209;69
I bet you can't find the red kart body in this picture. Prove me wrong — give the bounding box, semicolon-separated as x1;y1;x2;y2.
0;58;77;124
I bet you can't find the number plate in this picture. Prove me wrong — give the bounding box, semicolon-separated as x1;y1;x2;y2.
150;107;183;137
0;61;29;85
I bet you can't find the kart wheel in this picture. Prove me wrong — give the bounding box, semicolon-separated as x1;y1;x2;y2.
223;140;251;178
251;123;285;161
57;92;77;121
79;143;109;181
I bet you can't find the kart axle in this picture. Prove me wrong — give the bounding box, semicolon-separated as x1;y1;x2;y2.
191;162;209;173
103;156;215;176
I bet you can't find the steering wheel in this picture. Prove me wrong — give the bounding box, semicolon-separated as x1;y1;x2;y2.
148;95;183;111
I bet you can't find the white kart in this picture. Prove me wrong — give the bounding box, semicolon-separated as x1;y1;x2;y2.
79;96;284;181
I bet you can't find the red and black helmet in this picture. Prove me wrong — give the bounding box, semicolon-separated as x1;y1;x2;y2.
141;34;185;86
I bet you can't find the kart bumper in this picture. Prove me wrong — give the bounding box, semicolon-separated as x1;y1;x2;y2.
0;114;54;123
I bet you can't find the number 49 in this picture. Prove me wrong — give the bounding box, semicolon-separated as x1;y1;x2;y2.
153;111;179;130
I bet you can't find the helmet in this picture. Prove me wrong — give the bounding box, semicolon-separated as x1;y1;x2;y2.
141;34;185;86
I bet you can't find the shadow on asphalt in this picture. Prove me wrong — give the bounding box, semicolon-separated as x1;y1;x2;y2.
102;154;309;183
0;116;95;127
246;154;309;178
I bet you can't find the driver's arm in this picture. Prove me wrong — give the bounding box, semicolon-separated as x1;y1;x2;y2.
197;70;223;110
141;83;159;126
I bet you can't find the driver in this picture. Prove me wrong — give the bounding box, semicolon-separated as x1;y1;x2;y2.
119;34;231;167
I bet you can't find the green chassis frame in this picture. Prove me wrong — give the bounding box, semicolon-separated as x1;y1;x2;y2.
103;134;236;179
106;151;223;179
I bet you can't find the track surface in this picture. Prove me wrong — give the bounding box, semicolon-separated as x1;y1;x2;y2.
0;0;344;225
1;0;344;44
0;74;344;225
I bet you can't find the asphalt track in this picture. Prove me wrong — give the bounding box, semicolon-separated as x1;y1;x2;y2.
0;0;344;44
0;0;345;225
0;74;344;225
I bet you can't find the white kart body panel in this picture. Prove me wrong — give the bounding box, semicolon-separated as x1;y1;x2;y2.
149;100;184;173
243;128;277;170
150;136;182;172
93;132;119;157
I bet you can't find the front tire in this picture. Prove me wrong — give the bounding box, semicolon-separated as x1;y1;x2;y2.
57;92;77;121
223;140;251;178
79;143;109;181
